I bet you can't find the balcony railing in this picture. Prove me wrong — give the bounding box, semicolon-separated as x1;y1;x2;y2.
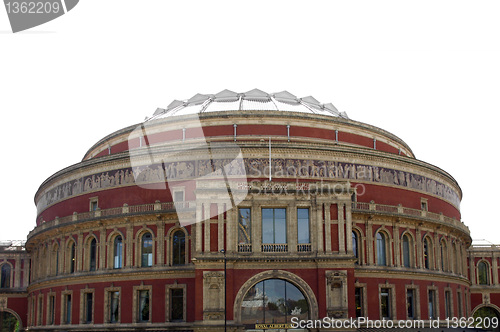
261;243;288;253
297;243;312;252
237;244;252;253
352;201;469;234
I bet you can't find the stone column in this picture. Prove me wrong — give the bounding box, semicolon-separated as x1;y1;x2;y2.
204;203;211;253
345;202;353;254
393;224;400;267
126;225;133;267
324;203;331;252
252;201;261;252
469;255;476;284
218;203;225;252
366;219;373;265
99;227;106;270
416;228;422;269
196;204;203;253
338;203;345;254
316;202;324;253
77;232;83;272
14;257;21;288
289;202;297;253
157;221;165;266
492;253;499;285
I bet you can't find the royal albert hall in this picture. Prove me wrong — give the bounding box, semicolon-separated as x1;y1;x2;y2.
2;89;479;331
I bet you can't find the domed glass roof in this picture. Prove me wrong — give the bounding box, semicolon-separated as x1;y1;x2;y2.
148;89;348;121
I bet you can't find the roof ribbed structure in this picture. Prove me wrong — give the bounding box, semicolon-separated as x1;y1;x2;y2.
149;89;348;120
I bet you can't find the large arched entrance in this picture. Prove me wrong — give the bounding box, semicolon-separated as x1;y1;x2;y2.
0;310;21;332
234;271;318;332
473;305;500;332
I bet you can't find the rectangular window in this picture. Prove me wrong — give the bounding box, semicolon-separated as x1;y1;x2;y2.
110;291;120;323
262;208;286;244
173;190;184;202
170;288;184;321
37;296;43;326
48;295;55;325
138;290;150;322
85;293;93;324
238;208;252;248
64;294;72;324
457;292;463;317
445;290;452;318
380;288;391;319
297;208;310;244
407;289;415;319
428;290;436;320
355;287;363;318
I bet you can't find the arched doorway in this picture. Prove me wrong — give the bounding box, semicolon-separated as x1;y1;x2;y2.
235;271;318;332
473;305;500;332
0;310;21;332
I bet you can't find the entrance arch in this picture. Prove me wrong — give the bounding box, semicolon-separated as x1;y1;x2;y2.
0;309;22;332
233;270;318;329
472;304;500;332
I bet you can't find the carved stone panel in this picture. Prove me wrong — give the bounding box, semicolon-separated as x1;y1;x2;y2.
203;271;225;321
325;270;348;318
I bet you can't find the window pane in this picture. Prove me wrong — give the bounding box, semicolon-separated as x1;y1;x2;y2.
171;288;184;321
262;209;274;244
172;231;186;266
0;265;11;288
355;287;363;317
352;232;359;262
428;290;435;319
65;295;72;324
86;293;93;323
90;239;97;271
70;243;76;273
479;262;489;285
141;233;153;267
380;288;390;319
297;209;310;244
238;208;252;244
110;291;119;323
274;209;287;244
403;235;410;268
139;290;150;322
377;233;386;266
407;289;414;319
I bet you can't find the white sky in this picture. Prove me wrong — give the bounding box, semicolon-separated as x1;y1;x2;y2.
0;1;499;243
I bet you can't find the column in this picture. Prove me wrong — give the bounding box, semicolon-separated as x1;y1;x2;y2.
196;204;203;253
227;208;236;253
218;203;225;252
393;224;400;267
77;232;83;272
99;227;106;269
469;256;476;284
492;253;499;285
316;203;324;253
157;221;165;266
289;202;297;253
252;201;261;252
366;219;373;265
416;228;422;269
14;257;21;288
126;225;133;267
324;203;332;252
204;203;211;253
345;202;353;254
338;203;345;254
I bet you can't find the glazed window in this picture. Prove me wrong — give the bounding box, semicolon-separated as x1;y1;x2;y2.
444;290;452;318
89;238;97;271
0;264;11;288
297;208;310;244
376;232;387;266
109;291;120;323
64;294;72;324
138;290;150;322
114;236;123;269
423;237;431;269
238;208;252;252
262;208;287;244
170;288;184;321
380;288;391;319
478;261;490;285
141;233;153;267
428;289;436;319
172;230;186;266
402;234;411;268
406;289;415;319
85;293;93;324
355;287;364;318
48;295;55;325
89;197;98;211
352;231;360;264
69;242;76;273
421;198;428;211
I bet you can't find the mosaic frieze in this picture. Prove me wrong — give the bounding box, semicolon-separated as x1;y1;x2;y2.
37;158;460;214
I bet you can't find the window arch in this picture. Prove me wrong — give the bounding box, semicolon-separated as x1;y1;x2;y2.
376;232;387;266
352;231;360;264
89;237;98;271
440;239;448;272
478;261;490;285
172;230;186;266
423;236;433;269
0;263;12;288
68;240;76;274
240;278;309;325
402;233;413;268
141;232;153;267
114;236;123;269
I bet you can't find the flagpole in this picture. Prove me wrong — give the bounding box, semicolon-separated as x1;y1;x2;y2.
269;137;272;181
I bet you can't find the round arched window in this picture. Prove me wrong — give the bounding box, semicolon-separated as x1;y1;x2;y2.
241;278;309;328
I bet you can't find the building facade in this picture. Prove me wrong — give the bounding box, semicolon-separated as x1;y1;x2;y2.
0;89;499;331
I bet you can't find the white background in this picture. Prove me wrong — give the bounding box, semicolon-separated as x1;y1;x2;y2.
0;1;499;242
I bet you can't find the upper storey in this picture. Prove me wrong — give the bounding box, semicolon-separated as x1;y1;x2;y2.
82;89;415;161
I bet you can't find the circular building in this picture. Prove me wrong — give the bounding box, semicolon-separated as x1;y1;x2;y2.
25;89;471;331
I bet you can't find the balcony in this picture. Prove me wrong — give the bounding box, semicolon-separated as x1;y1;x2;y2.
261;243;288;253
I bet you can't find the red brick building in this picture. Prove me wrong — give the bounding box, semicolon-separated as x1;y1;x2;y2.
1;89;498;331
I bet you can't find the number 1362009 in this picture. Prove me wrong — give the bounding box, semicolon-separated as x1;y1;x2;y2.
5;2;61;14
446;316;499;329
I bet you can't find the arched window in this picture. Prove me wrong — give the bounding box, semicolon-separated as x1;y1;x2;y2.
241;278;309;325
0;264;11;288
352;231;359;264
69;242;76;273
141;233;153;267
478;261;490;285
89;238;97;271
440;240;447;271
114;236;123;269
376;232;387;266
423;237;431;269
402;234;411;268
172;230;186;266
